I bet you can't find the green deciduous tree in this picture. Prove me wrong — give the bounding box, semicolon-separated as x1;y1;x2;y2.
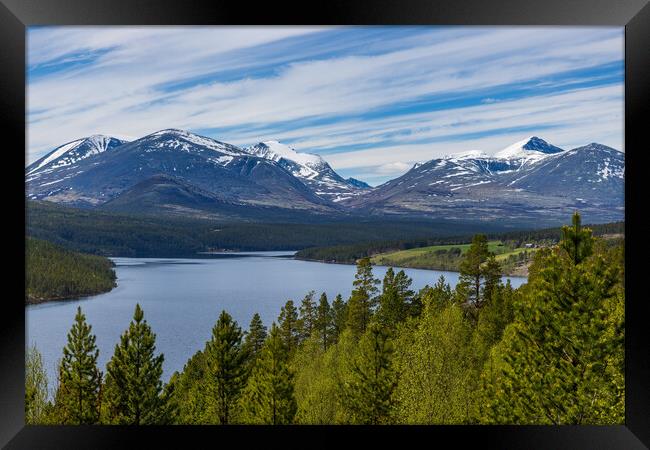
103;304;168;425
25;345;50;424
53;307;102;424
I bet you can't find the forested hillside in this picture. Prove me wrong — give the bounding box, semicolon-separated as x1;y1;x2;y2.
26;213;624;425
26;200;513;257
25;237;117;304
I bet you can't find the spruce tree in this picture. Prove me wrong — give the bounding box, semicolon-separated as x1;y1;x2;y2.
314;293;333;350
242;324;297;424
340;323;398;424
345;258;380;336
331;294;348;342
204;310;248;424
278;300;300;353
482;214;624;424
54;307;102;424
103;304;167;425
298;291;317;342
243;313;267;369
375;268;414;329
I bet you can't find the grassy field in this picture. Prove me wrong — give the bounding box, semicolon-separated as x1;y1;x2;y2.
370;240;538;275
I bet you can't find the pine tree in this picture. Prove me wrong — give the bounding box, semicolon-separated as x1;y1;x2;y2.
25;345;50;424
340;323;398;424
560;211;594;264
54;307;102;424
482;213;624;424
298;291;317;342
241;324;297;424
346;258;380;336
458;234;492;309
375;268;414;329
314;293;333;350
331;294;348;342
243;313;267;370
204;310;248;424
278;300;300;353
103;304;167;425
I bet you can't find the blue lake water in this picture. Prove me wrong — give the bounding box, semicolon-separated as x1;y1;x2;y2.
26;252;527;386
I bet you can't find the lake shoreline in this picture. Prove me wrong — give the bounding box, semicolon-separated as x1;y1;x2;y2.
294;256;530;278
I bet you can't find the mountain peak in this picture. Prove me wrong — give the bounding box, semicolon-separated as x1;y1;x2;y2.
495;136;563;159
252;140;324;167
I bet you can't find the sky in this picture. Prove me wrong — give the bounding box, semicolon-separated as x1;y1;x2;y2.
27;26;624;185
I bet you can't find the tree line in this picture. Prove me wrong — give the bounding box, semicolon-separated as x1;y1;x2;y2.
25;213;624;424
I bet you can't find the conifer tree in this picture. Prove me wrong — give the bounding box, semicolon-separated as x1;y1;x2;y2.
314;293;333;350
375;268;415;329
278;300;300;353
54;307;102;424
346;258;380;336
243;313;267;369
340;323;398;424
458;234;492;309
242;324;297;424
25;345;50;424
103;304;167;425
298;291;317;341
204;310;248;424
560;211;594;265
482;214;624;424
330;294;348;342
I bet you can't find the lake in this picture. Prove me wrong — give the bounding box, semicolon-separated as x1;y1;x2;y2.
26;252;527;386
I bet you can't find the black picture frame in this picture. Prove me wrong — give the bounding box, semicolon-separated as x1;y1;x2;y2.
2;0;648;447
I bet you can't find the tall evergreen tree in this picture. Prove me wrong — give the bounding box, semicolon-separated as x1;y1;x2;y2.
346;258;380;336
331;294;347;342
242;324;297;424
103;304;167;425
375;268;415;329
204;310;248;424
243;313;267;369
340;323;398;424
482;214;624;424
298;291;317;342
54;307;102;424
278;300;300;353
25;345;50;425
560;211;594;264
314;293;333;350
458;234;491;308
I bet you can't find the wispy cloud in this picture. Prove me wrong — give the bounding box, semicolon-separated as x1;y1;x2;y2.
27;26;623;185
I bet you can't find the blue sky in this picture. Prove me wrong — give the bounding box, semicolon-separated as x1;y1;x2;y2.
27;26;624;185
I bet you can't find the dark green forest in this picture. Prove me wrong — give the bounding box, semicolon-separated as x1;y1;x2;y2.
25;237;117;304
26;213;624;425
27;200;526;257
295;221;625;263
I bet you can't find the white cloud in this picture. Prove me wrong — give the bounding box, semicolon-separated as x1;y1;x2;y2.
27;25;624;184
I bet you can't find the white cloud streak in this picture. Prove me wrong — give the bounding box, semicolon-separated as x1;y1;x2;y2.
27;26;623;185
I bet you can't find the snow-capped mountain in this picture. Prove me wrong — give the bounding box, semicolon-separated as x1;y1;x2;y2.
26;135;129;181
244;141;368;202
344;137;624;224
26;129;337;214
25;133;624;224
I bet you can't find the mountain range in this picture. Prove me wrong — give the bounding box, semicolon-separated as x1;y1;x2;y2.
26;130;624;225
